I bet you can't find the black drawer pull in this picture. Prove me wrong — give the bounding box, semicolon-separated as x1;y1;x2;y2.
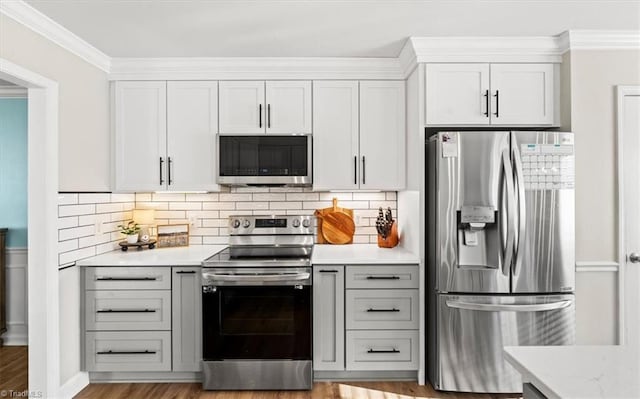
96;309;156;313
366;276;400;280
367;348;400;354
366;308;400;312
96;277;157;281
97;350;156;355
319;270;339;273
176;270;197;274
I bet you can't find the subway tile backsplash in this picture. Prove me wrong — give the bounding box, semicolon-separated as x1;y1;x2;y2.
57;188;397;266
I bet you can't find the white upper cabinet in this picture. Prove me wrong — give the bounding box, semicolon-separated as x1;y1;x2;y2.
219;81;311;134
266;81;312;134
167;81;219;192
359;81;406;190
313;81;360;190
425;63;557;126
114;81;167;192
114;81;219;192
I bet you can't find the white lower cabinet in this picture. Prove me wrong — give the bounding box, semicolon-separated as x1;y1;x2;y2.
313;264;419;372
172;267;202;372
86;331;172;372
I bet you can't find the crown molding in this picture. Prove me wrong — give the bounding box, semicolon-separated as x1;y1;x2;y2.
0;86;27;98
560;30;640;51
108;57;405;80
0;0;111;73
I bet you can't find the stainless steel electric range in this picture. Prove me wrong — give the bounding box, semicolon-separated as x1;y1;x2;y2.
201;215;314;390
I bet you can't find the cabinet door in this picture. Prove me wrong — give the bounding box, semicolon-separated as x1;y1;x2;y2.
219;81;265;134
425;64;490;125
172;267;202;372
312;81;359;190
167;81;219;192
490;64;555;125
313;266;345;371
265;81;312;134
114;81;167;192
359;81;406;190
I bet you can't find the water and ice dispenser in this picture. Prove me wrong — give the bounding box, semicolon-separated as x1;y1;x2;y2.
457;205;500;268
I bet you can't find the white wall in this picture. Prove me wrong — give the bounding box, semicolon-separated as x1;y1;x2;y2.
0;14;110;192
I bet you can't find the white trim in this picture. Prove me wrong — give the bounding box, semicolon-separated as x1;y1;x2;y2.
0;86;27;98
0;0;111;73
58;372;89;399
562;30;640;51
616;85;640;346
109;57;404;80
0;57;61;398
575;261;620;273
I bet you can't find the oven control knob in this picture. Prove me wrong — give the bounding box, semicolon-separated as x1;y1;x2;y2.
302;219;311;228
232;219;241;229
242;219;251;228
292;219;300;228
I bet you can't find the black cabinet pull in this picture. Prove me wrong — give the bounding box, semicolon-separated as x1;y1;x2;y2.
484;89;489;117
366;276;400;280
354;156;357;185
366;308;400;312
96;277;157;281
267;104;271;128
259;104;262;128
362;156;366;185
96;309;156;313
319;269;339;273
97;350;156;355
367;348;400;354
168;157;173;185
159;157;164;186
176;270;196;274
493;90;499;118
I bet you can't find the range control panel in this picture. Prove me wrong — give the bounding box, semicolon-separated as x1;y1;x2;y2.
521;144;574;190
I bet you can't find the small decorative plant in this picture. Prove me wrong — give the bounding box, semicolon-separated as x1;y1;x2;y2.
118;221;141;244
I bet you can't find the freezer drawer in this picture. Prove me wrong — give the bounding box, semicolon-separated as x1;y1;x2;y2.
432;294;574;393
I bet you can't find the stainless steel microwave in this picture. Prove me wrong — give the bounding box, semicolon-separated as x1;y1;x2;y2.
217;135;312;186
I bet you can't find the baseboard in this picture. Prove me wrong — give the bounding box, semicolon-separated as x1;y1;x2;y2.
3;322;27;345
314;370;418;381
57;371;89;399
88;371;201;383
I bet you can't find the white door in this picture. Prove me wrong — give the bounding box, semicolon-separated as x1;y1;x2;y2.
425;64;490;125
265;81;312;134
313;266;345;371
359;80;406;190
312;81;359;190
490;63;554;125
619;86;640;348
114;81;167;192
219;81;265;134
167;81;219;192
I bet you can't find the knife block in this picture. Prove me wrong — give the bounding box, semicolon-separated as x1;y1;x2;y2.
377;222;399;248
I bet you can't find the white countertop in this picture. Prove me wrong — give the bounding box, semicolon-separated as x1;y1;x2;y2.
76;245;227;267
311;244;419;264
504;345;640;399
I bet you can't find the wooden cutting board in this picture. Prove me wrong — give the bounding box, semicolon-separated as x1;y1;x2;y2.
314;198;355;244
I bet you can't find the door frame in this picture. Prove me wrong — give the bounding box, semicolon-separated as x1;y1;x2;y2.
616;85;640;345
0;58;60;396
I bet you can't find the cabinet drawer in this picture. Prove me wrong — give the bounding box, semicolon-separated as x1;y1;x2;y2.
346;330;418;371
346;289;418;330
345;265;419;289
85;267;171;290
85;331;171;372
85;290;171;331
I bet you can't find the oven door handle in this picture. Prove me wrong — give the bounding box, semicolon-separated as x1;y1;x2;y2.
203;272;311;283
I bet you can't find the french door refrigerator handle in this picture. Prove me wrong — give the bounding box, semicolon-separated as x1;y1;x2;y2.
501;149;516;276
512;142;527;276
445;300;572;312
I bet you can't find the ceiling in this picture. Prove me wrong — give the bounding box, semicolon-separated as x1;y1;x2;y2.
24;0;640;58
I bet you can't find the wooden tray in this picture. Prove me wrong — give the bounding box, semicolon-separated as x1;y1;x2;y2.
119;239;157;251
314;198;354;244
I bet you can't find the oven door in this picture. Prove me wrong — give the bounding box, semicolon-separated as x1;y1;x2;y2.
217;135;312;185
202;268;312;361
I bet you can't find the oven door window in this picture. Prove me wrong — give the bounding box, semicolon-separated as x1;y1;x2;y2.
202;285;311;360
218;136;308;177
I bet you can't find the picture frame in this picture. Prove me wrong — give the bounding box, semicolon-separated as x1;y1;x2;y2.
156;224;190;248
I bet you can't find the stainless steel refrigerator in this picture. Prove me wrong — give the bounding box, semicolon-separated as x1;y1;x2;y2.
427;131;576;393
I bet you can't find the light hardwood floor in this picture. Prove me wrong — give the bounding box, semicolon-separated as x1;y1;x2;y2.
74;381;522;399
0;346;28;394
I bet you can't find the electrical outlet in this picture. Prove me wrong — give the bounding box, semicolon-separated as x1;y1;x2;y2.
94;220;101;235
355;215;362;226
189;217;198;226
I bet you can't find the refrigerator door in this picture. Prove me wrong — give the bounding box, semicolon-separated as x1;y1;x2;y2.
432;294;575;393
432;131;512;294
510;132;575;294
